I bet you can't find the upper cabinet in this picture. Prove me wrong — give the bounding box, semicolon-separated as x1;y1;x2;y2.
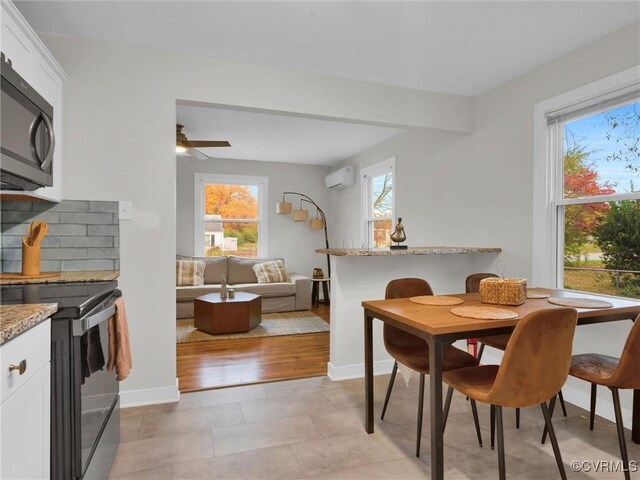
1;1;66;202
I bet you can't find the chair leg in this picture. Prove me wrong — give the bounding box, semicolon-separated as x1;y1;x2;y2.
490;404;495;450
516;408;520;429
496;405;506;480
443;386;454;432
381;361;398;420
541;394;557;444
477;343;485;362
558;389;568;417
590;383;597;431
470;399;483;447
611;387;631;480
541;401;567;480
416;373;425;458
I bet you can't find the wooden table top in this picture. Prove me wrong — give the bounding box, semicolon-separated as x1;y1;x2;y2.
362;289;640;336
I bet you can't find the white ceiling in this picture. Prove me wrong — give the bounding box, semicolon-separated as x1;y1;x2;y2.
16;1;640;96
176;105;403;165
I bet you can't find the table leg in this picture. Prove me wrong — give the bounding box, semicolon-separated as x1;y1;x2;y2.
633;389;639;444
364;312;374;434
429;336;445;479
311;282;319;307
322;281;330;306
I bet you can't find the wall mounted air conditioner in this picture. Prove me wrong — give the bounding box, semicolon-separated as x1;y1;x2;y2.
325;165;355;191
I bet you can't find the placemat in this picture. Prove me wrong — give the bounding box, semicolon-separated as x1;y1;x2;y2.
548;297;613;309
451;306;518;320
527;290;550;299
409;295;464;306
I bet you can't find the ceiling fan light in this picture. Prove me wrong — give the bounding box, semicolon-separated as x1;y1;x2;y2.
293;209;309;222
276;202;292;214
176;144;187;154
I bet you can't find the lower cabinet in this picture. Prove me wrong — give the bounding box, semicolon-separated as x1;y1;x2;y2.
0;320;51;480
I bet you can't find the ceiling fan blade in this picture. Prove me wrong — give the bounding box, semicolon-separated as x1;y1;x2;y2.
185;140;231;148
186;148;209;160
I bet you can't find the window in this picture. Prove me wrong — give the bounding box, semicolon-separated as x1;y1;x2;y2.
194;174;268;257
362;157;395;249
534;68;640;299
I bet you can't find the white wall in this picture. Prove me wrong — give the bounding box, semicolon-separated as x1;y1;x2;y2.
176;157;330;277
331;22;640;420
42;32;470;405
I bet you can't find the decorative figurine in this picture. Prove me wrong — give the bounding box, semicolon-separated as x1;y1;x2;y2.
390;217;408;250
313;268;325;279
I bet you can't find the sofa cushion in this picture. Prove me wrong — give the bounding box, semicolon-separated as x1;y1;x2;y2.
177;255;228;284
227;256;284;284
176;284;221;300
253;260;290;284
176;259;205;286
233;282;296;297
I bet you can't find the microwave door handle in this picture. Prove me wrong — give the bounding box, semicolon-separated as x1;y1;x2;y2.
28;112;44;165
40;113;55;171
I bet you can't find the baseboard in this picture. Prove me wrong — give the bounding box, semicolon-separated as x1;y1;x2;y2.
327;359;395;381
481;351;632;426
119;378;180;408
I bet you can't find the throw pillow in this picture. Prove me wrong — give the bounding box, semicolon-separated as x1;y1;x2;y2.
176;259;205;286
252;260;290;284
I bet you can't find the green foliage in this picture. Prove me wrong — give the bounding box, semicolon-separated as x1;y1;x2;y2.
594;200;640;271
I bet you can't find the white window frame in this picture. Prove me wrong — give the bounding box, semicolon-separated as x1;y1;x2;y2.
361;157;396;249
194;173;268;257
532;66;640;287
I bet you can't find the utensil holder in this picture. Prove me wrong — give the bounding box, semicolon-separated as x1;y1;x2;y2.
21;240;41;277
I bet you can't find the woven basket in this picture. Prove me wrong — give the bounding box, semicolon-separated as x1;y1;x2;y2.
479;278;527;306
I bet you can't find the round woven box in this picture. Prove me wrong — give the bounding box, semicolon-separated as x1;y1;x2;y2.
409;295;464;306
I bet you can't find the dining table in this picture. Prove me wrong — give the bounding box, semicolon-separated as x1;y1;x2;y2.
362;288;640;480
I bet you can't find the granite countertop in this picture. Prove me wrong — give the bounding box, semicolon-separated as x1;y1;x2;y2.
0;270;119;285
0;303;57;345
315;246;502;256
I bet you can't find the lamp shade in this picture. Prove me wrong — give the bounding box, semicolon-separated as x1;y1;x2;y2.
293;209;309;221
309;218;324;230
276;202;292;214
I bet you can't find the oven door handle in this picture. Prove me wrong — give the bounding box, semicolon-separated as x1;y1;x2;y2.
73;304;116;336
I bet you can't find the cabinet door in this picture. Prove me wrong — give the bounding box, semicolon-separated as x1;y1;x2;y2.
0;5;32;78
0;364;51;480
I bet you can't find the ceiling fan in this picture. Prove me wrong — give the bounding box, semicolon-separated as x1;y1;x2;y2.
176;124;231;160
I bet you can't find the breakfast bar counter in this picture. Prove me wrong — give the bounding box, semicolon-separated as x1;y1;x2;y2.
315;246;501;380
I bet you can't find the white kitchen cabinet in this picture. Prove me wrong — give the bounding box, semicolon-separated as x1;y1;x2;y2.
1;0;66;202
0;320;51;480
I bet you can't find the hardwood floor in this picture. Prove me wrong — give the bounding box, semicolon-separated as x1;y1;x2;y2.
176;304;330;392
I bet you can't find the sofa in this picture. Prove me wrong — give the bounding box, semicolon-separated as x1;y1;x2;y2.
176;255;312;318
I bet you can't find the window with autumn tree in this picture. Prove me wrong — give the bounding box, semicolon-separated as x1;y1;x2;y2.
550;94;640;299
194;174;268;258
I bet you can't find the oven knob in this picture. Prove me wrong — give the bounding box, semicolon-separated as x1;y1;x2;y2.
8;359;27;375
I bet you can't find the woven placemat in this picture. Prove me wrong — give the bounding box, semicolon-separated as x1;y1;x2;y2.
409;295;464;306
527;290;550;299
548;297;613;309
451;306;518;320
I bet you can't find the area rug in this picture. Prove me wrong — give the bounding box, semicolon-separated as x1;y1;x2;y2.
176;310;330;344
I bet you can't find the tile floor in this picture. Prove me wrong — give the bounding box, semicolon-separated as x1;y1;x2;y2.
111;375;640;479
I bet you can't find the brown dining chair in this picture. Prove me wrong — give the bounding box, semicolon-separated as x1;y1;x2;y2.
468;272;568;434
567;316;640;480
443;308;578;480
381;278;483;457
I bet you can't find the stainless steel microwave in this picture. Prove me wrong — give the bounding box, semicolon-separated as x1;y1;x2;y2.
1;52;54;191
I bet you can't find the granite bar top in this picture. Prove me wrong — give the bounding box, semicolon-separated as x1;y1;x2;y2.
0;270;119;285
0;303;57;345
316;246;502;256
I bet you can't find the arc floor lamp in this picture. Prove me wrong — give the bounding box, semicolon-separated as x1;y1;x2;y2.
276;191;330;278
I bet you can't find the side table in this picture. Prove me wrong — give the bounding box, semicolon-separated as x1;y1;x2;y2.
311;278;330;307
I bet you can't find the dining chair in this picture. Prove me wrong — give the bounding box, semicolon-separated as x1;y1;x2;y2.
567;315;640;480
381;278;483;457
443;307;578;480
468;272;568;434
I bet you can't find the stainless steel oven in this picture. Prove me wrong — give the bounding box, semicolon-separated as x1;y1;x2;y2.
0;52;54;191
